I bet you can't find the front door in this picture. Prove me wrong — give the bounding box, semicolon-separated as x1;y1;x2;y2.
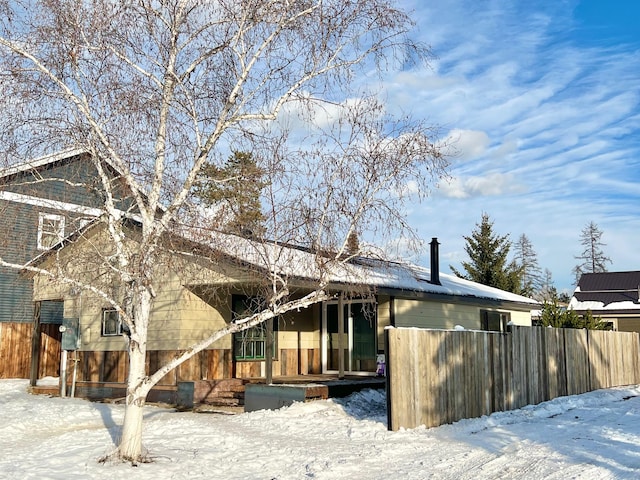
322;300;377;374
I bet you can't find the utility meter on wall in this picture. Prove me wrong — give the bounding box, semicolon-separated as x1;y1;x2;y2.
60;318;80;351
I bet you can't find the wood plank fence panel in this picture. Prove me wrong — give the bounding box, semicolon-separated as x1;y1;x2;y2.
387;326;640;432
0;322;61;379
0;323;30;378
387;327;415;430
608;331;618;387
437;330;452;424
461;331;475;420
564;328;590;396
543;328;566;400
509;326;528;410
422;330;437;427
448;331;464;424
623;334;640;385
477;332;492;418
588;330;608;390
528;328;542;406
491;333;510;413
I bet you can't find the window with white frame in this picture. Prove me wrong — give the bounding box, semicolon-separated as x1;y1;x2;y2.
37;213;65;250
102;309;122;336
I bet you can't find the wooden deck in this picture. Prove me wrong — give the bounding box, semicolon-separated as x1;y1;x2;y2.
28;374;386;408
247;374;386;398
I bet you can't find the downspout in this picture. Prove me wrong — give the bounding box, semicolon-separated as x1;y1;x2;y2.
389;297;396;327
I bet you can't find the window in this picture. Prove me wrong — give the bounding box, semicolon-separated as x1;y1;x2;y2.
481;310;510;332
37;213;65;250
232;295;277;361
102;309;122;336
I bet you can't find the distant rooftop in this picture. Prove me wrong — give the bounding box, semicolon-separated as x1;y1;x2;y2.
570;271;640;311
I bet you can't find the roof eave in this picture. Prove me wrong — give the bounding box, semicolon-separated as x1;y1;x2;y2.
0;147;88;179
376;286;539;310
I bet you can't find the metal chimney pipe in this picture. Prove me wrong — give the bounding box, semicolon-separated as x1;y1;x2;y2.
430;237;441;285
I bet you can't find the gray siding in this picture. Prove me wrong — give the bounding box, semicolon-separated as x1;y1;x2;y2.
0;154;131;323
0;199;39;322
4;154;106;208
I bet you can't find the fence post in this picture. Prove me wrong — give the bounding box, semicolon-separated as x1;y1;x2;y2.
385;327;392;431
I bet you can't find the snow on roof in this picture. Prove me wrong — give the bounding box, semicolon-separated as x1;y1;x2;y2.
569;272;640;311
385;262;539;305
569;286;640;312
181;226;539;306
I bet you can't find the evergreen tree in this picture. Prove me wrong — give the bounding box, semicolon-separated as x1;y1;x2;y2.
194;151;267;237
538;298;571;328
450;213;523;293
513;233;542;297
573;221;611;284
539;298;608;330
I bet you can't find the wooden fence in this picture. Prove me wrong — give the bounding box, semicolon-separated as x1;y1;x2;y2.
385;326;640;431
0;322;61;379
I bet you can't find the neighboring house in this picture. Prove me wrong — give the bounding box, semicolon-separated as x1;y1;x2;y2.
0;148;111;326
569;271;640;332
30;221;539;397
0;149;137;380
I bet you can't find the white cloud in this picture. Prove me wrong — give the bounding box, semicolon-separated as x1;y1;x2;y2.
444;129;490;161
438;172;527;199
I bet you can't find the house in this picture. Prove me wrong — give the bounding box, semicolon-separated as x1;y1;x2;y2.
569;271;640;332
0;149;133;379
29;219;539;403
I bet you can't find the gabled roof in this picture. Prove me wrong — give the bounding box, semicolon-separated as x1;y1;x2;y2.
1;148;158;222
0;147;87;179
569;271;640;312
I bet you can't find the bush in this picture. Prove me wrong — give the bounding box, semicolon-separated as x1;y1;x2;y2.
539;300;608;330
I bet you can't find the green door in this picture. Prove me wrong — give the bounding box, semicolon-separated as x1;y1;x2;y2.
350;302;377;372
323;301;376;373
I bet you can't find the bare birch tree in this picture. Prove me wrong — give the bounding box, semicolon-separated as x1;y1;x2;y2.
0;0;448;463
513;233;542;297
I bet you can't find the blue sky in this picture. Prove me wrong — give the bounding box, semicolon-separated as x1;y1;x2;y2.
380;0;640;293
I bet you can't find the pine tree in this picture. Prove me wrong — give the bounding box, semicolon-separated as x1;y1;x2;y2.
451;213;523;293
573;221;611;284
194;151;267;237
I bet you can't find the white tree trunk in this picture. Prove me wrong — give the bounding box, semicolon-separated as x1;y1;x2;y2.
118;393;145;462
116;288;152;462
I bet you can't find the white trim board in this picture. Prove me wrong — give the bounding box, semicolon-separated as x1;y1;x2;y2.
0;190;104;217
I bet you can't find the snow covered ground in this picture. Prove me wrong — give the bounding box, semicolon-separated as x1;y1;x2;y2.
1;379;640;479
